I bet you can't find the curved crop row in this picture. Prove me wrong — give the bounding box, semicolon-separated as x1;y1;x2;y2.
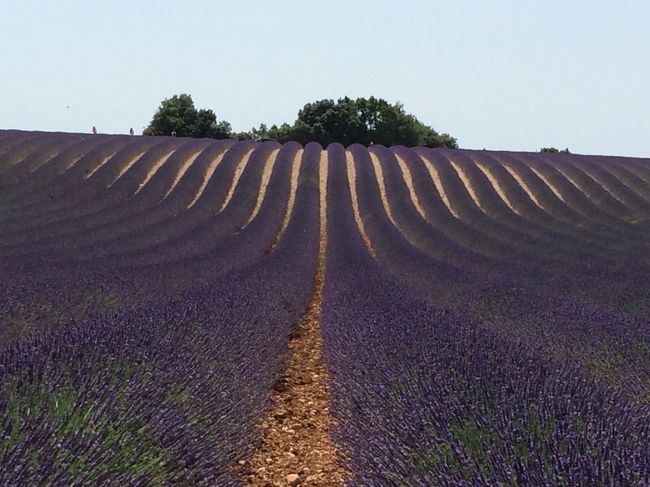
0;130;648;485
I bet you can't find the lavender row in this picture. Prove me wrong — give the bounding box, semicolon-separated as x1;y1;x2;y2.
0;144;303;349
0;263;312;484
322;143;650;485
322;266;650;486
0;209;319;485
349;144;650;398
385;146;650;307
0;141;321;484
0;137;219;247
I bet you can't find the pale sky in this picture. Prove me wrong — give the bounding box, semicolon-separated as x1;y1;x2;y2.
1;1;649;156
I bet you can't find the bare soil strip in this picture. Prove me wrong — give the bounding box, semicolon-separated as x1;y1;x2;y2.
160;147;206;200
239;151;347;486
131;149;178;196
555;163;629;210
368;151;398;226
62;151;97;174
527;165;568;204
345;151;377;258
241;148;281;230
394;153;428;220
447;158;489;214
417;153;462;219
85;150;138;180
218;148;256;213
107;148;175;188
571;163;631;207
472;160;523;216
267;150;303;252
501;164;546;209
186;149;229;209
367;150;426;251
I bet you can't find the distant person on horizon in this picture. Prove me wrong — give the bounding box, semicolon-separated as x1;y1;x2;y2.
129;128;134;136
92;126;97;135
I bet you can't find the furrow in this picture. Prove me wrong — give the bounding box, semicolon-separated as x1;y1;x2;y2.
501;163;546;209
417;153;461;219
107;147;170;188
527;165;568;203
393;153;429;221
447;158;489;214
130;149;178;197
367;151;399;226
218;148;256;213
473;160;523;216
81;151;122;179
186;150;229;209
591;158;650;204
571;158;650;213
553;163;628;214
345;150;377;258
267;149;303;252
241;145;346;487
160;147;206;200
241;148;281;230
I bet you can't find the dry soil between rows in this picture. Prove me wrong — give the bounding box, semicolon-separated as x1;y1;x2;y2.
237;154;346;486
237;261;345;486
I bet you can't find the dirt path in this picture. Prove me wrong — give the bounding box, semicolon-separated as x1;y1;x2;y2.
238;151;346;486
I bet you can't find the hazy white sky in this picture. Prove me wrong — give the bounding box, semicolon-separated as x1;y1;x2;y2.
1;0;649;156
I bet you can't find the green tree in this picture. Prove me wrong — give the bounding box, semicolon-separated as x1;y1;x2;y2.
144;94;457;148
540;147;570;153
143;94;232;139
276;97;457;148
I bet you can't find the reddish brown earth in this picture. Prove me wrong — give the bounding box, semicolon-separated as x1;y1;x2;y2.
236;153;346;487
237;251;346;486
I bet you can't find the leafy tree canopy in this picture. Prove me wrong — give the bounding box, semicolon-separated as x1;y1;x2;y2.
251;97;457;148
143;94;231;139
540;147;570;153
144;94;457;148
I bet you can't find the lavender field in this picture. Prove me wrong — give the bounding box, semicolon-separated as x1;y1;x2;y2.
0;129;649;486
